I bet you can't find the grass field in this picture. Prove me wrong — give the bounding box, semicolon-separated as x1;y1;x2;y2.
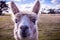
0;14;60;40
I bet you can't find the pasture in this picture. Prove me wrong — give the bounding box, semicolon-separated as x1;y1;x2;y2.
0;14;60;40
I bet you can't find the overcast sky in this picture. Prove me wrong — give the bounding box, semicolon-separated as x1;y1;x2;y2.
5;0;60;13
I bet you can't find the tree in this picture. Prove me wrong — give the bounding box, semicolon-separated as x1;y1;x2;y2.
48;9;55;14
0;1;8;15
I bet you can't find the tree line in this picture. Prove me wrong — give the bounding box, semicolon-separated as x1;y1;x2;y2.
0;1;8;15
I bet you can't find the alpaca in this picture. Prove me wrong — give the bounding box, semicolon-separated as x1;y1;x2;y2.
11;0;40;40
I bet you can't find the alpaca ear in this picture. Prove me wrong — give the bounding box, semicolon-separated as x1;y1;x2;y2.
11;1;20;14
32;0;40;14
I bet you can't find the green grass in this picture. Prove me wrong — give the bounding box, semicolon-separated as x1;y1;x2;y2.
0;14;60;40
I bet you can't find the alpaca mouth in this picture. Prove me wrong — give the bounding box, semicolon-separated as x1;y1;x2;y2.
21;32;27;38
22;34;27;37
20;31;30;38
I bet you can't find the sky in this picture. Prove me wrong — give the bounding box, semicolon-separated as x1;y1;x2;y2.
3;0;60;13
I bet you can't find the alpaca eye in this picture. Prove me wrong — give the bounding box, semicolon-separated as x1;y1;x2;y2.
32;19;36;24
15;19;18;23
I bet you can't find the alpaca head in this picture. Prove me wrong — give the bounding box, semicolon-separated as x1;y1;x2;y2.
11;0;40;39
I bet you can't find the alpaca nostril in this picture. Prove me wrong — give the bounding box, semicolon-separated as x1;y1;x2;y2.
20;25;29;30
25;26;29;29
20;26;23;30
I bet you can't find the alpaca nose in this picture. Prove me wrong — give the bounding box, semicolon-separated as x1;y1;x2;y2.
20;25;29;37
20;25;29;31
